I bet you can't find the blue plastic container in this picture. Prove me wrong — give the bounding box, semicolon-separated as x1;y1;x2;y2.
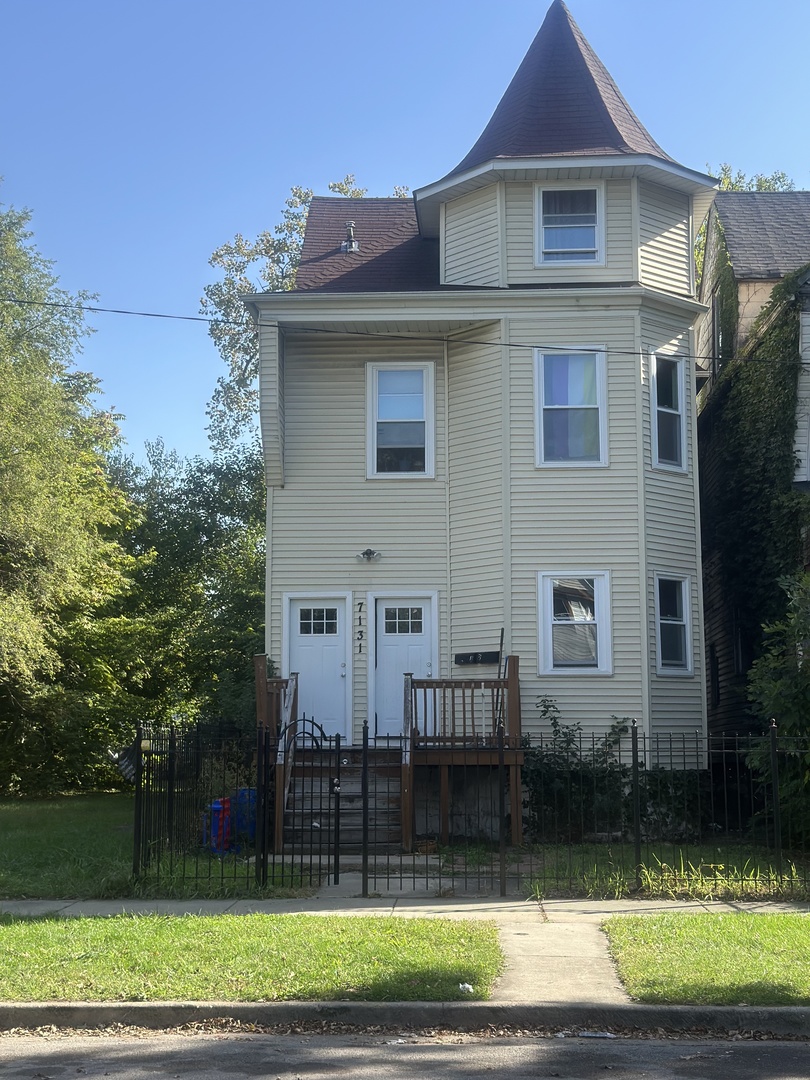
233;787;257;841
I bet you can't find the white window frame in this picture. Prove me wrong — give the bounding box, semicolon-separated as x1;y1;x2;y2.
535;182;605;267
538;571;612;675
366;362;435;479
534;348;608;467
654;573;693;676
651;351;687;472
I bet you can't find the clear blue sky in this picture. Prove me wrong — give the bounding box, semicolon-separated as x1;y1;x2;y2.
2;0;808;460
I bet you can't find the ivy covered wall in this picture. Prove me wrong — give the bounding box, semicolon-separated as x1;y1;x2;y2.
699;267;810;732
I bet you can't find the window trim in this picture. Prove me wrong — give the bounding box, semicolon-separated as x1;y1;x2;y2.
654;573;693;676
534;348;608;467
366;362;435;479
535;182;606;267
538;570;613;675
651;351;687;473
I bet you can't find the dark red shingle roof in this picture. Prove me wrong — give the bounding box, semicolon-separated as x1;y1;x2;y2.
447;0;673;177
294;197;439;293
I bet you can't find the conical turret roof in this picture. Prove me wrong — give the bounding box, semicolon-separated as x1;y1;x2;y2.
448;0;674;177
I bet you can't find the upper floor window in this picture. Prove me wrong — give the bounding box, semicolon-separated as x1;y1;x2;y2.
367;363;434;478
536;185;604;265
655;574;692;674
538;571;612;675
652;353;686;471
535;350;607;466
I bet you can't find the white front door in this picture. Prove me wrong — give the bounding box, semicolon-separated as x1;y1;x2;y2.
374;597;435;738
287;597;349;738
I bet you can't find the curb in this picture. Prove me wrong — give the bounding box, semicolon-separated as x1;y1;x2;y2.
1;1001;810;1036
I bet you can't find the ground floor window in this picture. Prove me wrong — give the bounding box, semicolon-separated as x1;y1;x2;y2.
538;571;612;674
655;574;691;674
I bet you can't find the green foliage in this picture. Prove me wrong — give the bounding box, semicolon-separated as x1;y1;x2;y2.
711;163;795;193
0;200;148;794
700;270;809;675
522;699;630;842
110;438;266;731
523;701;708;845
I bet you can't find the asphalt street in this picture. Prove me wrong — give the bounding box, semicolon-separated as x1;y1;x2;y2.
1;1031;808;1079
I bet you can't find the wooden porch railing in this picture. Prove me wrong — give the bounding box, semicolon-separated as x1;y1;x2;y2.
254;654;297;740
406;655;521;744
402;656;523;849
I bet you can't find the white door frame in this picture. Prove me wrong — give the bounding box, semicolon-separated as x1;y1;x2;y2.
282;591;352;738
367;590;439;736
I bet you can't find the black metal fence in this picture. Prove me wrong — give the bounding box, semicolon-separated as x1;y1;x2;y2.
133;719;810;899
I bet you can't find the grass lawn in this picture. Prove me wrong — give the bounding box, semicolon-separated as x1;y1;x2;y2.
0;914;501;1002
604;911;810;1006
0;794;135;899
526;843;810;901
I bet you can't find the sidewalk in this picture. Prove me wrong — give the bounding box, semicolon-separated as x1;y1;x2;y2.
1;880;809;1036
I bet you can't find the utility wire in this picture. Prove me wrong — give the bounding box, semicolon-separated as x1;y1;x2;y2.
1;294;804;368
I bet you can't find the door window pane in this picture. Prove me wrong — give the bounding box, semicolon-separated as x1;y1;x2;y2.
384;607;423;634
299;607;338;635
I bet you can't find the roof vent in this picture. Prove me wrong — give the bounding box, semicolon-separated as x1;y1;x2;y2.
341;220;360;254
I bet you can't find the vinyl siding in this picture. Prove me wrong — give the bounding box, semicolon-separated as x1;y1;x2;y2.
259;320;284;486
638;181;692;297
505;308;646;734
447;328;506;664
443;186;502;286
641;309;706;739
266;333;448;739
505;180;634;284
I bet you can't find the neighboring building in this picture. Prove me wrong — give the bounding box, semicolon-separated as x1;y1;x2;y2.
696;192;810;733
246;0;715;745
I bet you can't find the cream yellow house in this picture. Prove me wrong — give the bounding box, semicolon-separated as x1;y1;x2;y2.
246;0;715;745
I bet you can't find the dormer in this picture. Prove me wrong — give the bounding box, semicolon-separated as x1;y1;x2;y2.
415;0;715;296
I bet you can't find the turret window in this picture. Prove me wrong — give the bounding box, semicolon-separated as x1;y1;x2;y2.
537;185;604;265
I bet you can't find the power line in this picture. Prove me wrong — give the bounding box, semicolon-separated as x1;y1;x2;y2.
1;294;804;369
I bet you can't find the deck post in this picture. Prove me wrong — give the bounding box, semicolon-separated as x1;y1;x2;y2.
402;674;414;853
254;654;270;730
505;654;521;740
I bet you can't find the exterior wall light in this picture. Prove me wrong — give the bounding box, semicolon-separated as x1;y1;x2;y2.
356;548;381;562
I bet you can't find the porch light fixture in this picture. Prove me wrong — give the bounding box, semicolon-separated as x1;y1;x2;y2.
356;548;381;562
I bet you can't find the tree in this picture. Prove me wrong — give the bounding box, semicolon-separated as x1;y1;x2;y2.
110;438;266;731
201;175;409;450
0;201;143;792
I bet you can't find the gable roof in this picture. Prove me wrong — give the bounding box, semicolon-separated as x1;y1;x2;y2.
447;0;673;178
294;197;439;293
713;191;810;280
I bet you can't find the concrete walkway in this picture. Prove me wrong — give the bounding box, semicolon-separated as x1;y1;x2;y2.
1;879;809;1036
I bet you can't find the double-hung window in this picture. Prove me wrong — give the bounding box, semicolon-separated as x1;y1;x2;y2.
367;363;434;478
535;349;606;465
652;353;686;470
537;186;603;264
655;574;691;674
538;571;612;674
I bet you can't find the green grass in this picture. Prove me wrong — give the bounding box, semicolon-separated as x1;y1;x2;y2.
0;794;135;899
604;911;810;1006
0;795;313;900
0;914;502;1002
526;843;810;901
